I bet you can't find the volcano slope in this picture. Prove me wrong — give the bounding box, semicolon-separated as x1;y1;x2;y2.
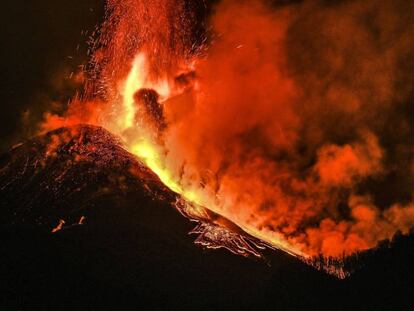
0;125;413;310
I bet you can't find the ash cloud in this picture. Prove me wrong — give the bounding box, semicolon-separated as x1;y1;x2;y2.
162;0;414;256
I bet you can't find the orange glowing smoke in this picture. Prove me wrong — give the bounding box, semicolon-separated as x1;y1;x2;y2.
42;0;414;258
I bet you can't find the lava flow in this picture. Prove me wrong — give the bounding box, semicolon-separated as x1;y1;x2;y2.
41;0;414;265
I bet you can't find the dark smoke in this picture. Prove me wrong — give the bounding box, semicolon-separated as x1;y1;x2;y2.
161;0;414;256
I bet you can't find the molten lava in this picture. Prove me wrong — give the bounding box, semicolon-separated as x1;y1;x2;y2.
42;0;414;262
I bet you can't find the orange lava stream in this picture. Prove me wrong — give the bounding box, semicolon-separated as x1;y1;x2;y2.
108;52;306;258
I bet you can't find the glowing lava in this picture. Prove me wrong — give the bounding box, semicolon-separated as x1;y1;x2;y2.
114;52;306;258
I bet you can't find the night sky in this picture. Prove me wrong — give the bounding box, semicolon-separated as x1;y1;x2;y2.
0;0;104;152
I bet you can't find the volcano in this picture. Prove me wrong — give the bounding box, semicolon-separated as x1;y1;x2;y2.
0;124;274;259
1;125;414;310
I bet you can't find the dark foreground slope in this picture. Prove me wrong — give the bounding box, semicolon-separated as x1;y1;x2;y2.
0;125;413;311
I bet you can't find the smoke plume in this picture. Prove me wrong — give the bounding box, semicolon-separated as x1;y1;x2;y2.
162;0;414;256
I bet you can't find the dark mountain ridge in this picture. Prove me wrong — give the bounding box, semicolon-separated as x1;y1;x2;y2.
1;125;413;310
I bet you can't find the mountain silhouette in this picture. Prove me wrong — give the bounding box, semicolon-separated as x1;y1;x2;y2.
1;125;413;310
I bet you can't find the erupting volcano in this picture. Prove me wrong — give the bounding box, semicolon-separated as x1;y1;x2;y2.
41;0;414;263
3;0;414;295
